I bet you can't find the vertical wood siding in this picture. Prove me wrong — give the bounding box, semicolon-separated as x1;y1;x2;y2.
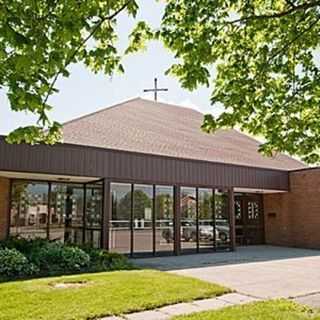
0;138;289;190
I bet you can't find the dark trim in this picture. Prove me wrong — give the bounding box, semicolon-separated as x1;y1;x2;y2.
83;184;87;243
229;188;236;251
212;188;216;250
102;179;110;250
152;185;156;256
47;182;52;239
174;185;181;255
6;178;12;238
196;188;199;253
130;184;134;257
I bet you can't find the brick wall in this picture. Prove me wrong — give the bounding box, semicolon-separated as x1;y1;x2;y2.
0;177;10;240
264;168;320;249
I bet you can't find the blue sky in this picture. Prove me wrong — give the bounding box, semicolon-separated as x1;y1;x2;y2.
0;0;222;135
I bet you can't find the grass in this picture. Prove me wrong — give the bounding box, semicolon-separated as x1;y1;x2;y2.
173;299;320;320
0;269;229;320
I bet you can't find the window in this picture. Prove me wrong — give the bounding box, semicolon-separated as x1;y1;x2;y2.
10;182;49;238
85;183;103;248
110;183;131;254
198;188;214;250
180;187;197;251
133;184;153;253
10;180;103;248
215;189;230;248
110;183;175;256
155;186;174;253
50;184;84;244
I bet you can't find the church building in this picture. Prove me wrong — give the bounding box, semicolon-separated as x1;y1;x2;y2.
0;98;318;256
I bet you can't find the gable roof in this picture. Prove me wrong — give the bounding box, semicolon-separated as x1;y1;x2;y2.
62;97;306;171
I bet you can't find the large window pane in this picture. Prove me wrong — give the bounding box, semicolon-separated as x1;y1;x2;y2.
133;184;153;254
50;184;84;244
155;186;174;253
85;183;103;248
180;187;197;251
110;183;131;254
215;189;230;248
198;188;214;250
10;181;49;238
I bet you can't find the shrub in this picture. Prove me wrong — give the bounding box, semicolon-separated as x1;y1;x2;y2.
0;237;49;256
0;237;134;280
80;246;134;271
31;243;90;274
0;248;38;278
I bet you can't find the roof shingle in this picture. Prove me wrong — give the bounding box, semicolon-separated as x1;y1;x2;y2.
62;98;306;171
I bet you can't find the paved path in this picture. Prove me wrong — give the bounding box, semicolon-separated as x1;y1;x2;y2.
134;246;320;304
101;293;260;320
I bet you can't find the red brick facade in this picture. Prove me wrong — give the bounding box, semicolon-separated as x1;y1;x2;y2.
264;168;320;249
0;177;10;240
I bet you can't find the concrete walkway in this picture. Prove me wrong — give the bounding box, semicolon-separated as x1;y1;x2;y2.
134;246;320;303
101;293;260;320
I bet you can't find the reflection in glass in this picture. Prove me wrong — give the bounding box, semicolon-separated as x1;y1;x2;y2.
10;182;49;238
180;187;197;251
215;189;230;248
85;184;103;248
50;184;84;243
155;186;174;253
133;184;153;253
198;188;214;250
110;183;131;253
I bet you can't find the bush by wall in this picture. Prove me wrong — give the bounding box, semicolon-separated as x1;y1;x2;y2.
0;248;38;277
0;237;134;281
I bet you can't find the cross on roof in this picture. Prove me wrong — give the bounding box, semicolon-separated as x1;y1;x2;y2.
143;78;168;102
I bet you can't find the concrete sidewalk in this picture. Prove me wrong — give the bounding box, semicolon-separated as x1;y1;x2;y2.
134;246;320;301
101;293;260;320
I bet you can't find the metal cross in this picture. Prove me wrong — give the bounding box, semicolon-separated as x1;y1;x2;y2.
143;78;168;102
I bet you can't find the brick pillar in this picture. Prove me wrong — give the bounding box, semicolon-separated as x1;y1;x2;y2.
0;178;10;240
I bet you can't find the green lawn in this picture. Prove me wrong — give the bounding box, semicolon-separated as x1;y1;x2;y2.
0;269;229;320
174;300;320;320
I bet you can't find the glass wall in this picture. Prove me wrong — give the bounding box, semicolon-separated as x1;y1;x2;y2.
215;189;230;248
198;188;214;250
179;187;230;252
110;183;131;254
180;187;197;251
10;182;49;238
155;186;174;253
10;180;103;248
10;180;231;254
110;183;175;256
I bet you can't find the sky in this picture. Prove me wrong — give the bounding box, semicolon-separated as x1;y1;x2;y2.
0;0;224;136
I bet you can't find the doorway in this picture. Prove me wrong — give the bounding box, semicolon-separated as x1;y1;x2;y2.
234;194;264;246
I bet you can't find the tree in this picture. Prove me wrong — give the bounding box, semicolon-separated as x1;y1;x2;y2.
117;190;152;220
3;1;320;163
159;1;320;163
0;0;139;144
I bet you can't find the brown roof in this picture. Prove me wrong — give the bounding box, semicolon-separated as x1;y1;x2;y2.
62;98;306;171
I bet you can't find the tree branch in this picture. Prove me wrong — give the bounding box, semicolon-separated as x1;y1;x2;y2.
229;1;320;24
42;0;133;109
268;15;320;62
